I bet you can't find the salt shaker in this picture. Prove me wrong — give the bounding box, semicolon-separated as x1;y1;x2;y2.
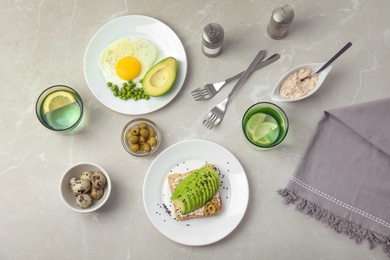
267;4;294;40
201;23;224;57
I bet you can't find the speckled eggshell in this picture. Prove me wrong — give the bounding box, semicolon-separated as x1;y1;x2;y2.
76;194;92;209
71;179;91;196
69;177;77;187
80;170;93;182
89;186;104;200
91;171;107;189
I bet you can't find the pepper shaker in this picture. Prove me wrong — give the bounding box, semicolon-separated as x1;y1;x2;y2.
267;4;294;40
201;23;224;57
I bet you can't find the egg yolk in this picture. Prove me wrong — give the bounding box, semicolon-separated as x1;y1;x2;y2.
116;56;142;80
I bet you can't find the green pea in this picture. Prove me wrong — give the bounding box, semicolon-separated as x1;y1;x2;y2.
107;82;113;87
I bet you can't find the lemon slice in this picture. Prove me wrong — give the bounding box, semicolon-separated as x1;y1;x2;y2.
246;112;280;146
251;121;278;143
256;135;272;145
246;113;267;135
43;91;76;114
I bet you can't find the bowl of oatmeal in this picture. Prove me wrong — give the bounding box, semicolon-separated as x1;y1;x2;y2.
271;62;333;102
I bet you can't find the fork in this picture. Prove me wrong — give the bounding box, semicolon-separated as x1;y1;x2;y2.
192;53;280;101
202;50;267;129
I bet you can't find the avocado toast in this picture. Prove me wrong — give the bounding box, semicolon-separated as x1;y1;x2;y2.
168;164;222;221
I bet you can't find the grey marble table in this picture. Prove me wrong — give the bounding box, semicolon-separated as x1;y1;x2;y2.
1;0;389;259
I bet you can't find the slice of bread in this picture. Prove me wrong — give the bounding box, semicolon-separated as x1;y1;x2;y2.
167;164;222;221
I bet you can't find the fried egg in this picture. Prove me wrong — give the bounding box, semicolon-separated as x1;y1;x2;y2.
99;38;158;85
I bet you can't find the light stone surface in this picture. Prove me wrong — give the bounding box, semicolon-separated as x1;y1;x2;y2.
1;0;390;259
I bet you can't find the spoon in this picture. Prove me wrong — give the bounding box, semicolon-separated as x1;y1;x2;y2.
300;42;352;82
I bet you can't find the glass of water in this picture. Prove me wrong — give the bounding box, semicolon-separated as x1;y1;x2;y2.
36;85;84;133
242;102;289;150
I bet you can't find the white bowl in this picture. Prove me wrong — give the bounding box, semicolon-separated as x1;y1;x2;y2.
60;162;111;213
271;62;333;102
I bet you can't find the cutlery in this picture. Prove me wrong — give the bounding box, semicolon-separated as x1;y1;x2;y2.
192;53;280;101
300;42;352;82
202;50;266;129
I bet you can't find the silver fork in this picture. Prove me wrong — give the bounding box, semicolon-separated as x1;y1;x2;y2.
192;53;280;101
203;50;267;129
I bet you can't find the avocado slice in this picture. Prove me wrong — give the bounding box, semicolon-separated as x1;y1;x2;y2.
142;56;178;97
188;179;202;210
199;167;219;195
172;182;193;214
197;169;213;199
185;173;207;213
203;166;220;190
197;173;212;205
203;166;220;181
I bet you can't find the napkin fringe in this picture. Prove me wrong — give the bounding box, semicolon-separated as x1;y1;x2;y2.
278;188;390;256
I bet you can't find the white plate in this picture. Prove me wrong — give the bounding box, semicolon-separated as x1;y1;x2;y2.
84;15;187;115
143;139;249;246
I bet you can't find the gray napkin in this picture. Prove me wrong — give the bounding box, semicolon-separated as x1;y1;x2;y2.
279;97;390;257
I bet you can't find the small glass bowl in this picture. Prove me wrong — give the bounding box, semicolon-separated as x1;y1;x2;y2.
121;118;161;157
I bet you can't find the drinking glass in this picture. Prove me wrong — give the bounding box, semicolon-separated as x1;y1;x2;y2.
242;102;288;149
36;85;84;133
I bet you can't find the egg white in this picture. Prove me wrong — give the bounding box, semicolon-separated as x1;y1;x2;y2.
99;38;158;86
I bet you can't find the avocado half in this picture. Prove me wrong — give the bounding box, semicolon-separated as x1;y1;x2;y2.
142;57;178;97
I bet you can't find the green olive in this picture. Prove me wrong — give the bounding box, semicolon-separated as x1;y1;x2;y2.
130;143;139;152
131;128;140;135
147;137;157;147
149;128;156;137
140;128;150;138
143;143;151;152
138;123;147;129
126;131;133;140
128;135;139;144
139;136;146;144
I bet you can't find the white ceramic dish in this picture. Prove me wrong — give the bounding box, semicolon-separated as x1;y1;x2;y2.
143;139;249;246
60;162;111;213
84;15;187;115
271;62;333;102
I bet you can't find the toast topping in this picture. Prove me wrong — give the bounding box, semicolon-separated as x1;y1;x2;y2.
170;165;220;215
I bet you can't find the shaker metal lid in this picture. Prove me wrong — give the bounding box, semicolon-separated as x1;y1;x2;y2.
272;4;294;24
202;23;224;46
